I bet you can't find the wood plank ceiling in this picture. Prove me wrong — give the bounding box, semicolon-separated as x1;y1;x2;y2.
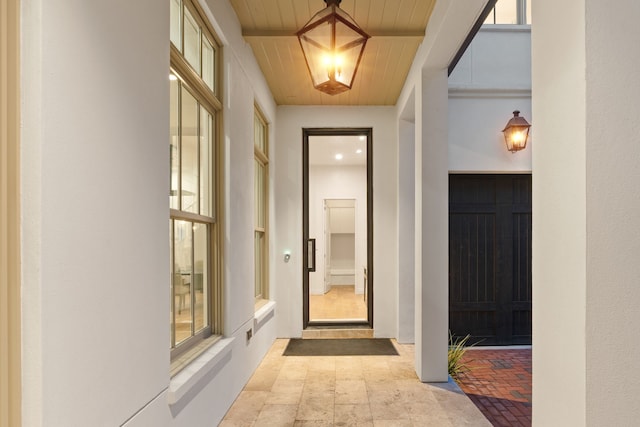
230;0;436;105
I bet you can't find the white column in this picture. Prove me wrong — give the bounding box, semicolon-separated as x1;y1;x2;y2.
533;0;640;424
414;68;449;382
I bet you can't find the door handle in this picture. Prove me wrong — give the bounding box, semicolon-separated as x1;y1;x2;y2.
308;238;316;272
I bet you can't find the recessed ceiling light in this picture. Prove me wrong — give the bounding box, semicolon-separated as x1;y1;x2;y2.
359;136;365;141
335;153;343;160
356;149;363;154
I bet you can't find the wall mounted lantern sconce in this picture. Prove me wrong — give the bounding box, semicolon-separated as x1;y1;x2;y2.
502;110;531;153
296;0;370;96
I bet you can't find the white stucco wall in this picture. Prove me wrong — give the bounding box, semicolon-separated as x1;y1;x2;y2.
308;165;367;296
448;27;532;172
533;0;640;425
21;0;277;425
275;106;398;339
397;117;415;344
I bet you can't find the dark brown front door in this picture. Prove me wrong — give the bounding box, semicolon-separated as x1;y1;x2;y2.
449;174;532;345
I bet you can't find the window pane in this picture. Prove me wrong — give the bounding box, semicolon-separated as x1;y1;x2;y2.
170;78;180;209
255;231;264;299
254;115;266;153
181;89;199;213
170;0;182;49
526;0;531;24
200;106;213;217
174;220;193;345
255;159;265;229
494;0;518;24
202;36;215;91
193;222;208;332
483;7;496;24
184;8;201;74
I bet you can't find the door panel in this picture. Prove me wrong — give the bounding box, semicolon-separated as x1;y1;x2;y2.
302;128;374;328
449;174;532;345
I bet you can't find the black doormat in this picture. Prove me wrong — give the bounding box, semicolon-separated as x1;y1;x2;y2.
283;338;398;356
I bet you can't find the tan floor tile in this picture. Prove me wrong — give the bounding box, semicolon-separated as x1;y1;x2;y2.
266;391;303;405
410;414;455;427
362;370;395;382
372;420;413;426
293;421;334;426
335;356;363;367
336;367;364;380
306;369;336;382
360;357;389;370
295;397;334;421
225;339;491;427
368;390;410;420
302;377;336;394
223;390;269;424
218;421;254;427
254;404;298;427
334;404;373;425
336;358;365;380
267;379;305;404
388;361;418;380
277;365;308;381
270;339;289;351
405;399;441;417
395;380;435;405
310;356;337;371
335;380;368;404
272;379;305;392
245;370;280;391
365;378;399;392
300;389;335;403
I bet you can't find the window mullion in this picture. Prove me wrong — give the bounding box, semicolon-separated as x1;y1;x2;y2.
191;224;196;336
517;0;525;25
255;147;268;164
177;82;183;211
196;102;201;215
170;208;214;225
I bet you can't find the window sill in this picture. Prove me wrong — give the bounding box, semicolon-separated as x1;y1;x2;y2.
480;24;531;32
254;300;276;331
168;336;235;405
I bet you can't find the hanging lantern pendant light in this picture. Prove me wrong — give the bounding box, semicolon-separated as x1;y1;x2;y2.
297;0;370;95
502;110;532;153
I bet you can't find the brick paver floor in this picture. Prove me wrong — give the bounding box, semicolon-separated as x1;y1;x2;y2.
456;348;532;427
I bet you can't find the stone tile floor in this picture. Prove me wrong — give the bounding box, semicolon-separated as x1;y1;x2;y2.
221;339;491;426
455;348;532;427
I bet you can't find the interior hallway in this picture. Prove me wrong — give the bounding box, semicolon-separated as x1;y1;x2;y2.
309;285;367;321
221;339;490;426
